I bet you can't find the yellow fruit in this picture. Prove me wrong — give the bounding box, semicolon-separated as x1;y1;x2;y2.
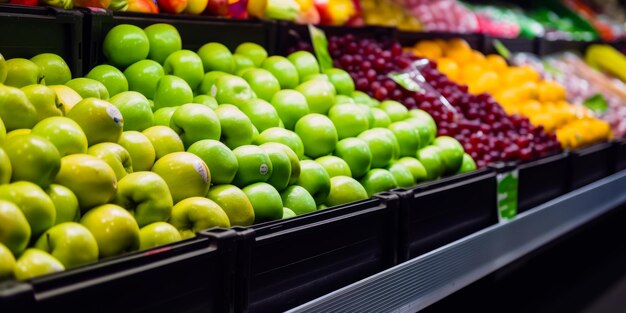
436;58;460;81
48;85;82;112
447;38;472;51
471;51;486;66
414;41;442;60
460;63;485;84
538;81;567;102
485;54;508;73
446;47;473;66
468;71;499;94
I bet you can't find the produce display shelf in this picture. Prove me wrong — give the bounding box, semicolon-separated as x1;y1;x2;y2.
285;169;626;313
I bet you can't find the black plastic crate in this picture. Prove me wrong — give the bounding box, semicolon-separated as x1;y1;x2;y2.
395;168;499;262
396;31;483;50
230;193;400;313
517;152;570;213
569;142;614;190
0;228;237;313
614;138;626;172
482;36;536;55
536;38;597;56
81;9;276;72
0;4;83;77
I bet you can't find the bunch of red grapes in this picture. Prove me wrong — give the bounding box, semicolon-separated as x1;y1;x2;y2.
325;34;562;168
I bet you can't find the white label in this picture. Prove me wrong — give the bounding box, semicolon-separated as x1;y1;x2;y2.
194;161;209;183
210;84;217;97
106;105;124;127
260;164;269;175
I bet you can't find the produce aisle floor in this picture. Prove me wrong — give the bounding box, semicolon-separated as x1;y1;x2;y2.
421;201;626;313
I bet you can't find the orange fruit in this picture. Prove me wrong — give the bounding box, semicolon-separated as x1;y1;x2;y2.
460;63;485;84
447;38;472;51
537;81;567;102
414;41;442;60
436;58;460;81
471;51;486;66
469;71;499;94
485;54;508;73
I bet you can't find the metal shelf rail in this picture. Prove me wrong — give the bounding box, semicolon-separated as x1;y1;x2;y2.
287;169;626;313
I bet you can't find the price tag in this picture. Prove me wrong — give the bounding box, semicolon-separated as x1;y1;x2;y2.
388;72;423;93
497;169;518;220
308;24;333;72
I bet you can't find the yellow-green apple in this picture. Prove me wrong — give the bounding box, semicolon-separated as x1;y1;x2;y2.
280;185;316;216
54;154;117;212
213;104;255;149
144;23;182;64
353;91;379;107
334;138;371;178
359;168;397;197
326;176;368;207
0;53;5;84
0;181;56;238
139;222;181;250
316;155;351;177
238;98;280;132
170;103;221;148
114;171;173;227
184;0;208;14
153;107;177;126
87;143;133;180
102;24;150;69
4;58;41;87
4;134;61;188
6;129;31;141
169;197;230;238
193;95;218;109
458;153;477;174
34;222;98;269
80;204;140;258
416;146;444;180
65;78;110;100
259;143;292;191
242;182;283;222
231;145;273;187
187;139;238;184
295;113;338;158
153;75;194;110
207;184;255;226
324;68;354;96
287;51;320;81
46;185;80;227
142;126;184;159
197;42;234;73
295;80;336;115
387;163;415;187
118;131;156;171
241;68;281;102
123;59;164;99
0;148;10;184
255;127;305;160
14;249;64;281
270;89;309;130
31;117;87;157
48;84;82;112
0;84;38;131
86;65;128;97
261;56;299;89
370;107;391;128
407;109;437;148
151;152;210;203
0;118;5;145
30;53;71;85
0;243;15;280
389;121;420;157
214;75;255;107
233;55;255;74
328;104;369;139
163;50;204;90
66;98;123;146
0;200;31;255
357;128;400;168
21;84;63;121
380;100;408;122
282;207;296;219
198;71;228;96
395;157;427;183
301;74;329;83
260;142;300;185
335;95;355;104
433;136;464;175
235;42;268;67
296;160;331;205
109;91;154;132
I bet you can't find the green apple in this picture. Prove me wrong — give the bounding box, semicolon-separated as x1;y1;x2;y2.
80;204;140;258
417;146;444;181
233;55;255;73
370;107;391;128
389;121;420;157
260;142;300;185
4;134;61;188
335;95;355;105
0;148;10;184
14;249;64;281
0;53;5;84
198;71;228;96
21;84;64;121
66;98;123;146
0;118;5;145
193;95;218;109
142;126;184;159
280;185;316;216
380;100;408;122
295;114;338;158
109;91;154;132
235;42;267;67
139;222;181;250
144;23;182;64
328;104;369;139
0;200;31;255
325;68;355;96
34;222;98;269
123;59;165;99
4;58;41;87
214;75;255;107
0;243;15;280
458;153;477;174
118;131;156;171
65;78;109;100
395;157;427;183
207;184;255;226
114;172;173;227
357;128;400;168
261;56;299;89
287;51;320;80
254;127;305;160
0;84;38;131
231;145;273;187
6;129;31;141
163;50;204;90
87;143;133;180
316;156;351;178
297;160;331;205
242;182;283;222
259;143;292;191
169;197;230;238
47;184;80;224
215;104;255;149
169;103;221;148
282;207;296;219
188;140;238;185
301;74;329;82
359;169;398;197
153;107;177;126
387;163;415;188
269;89;309;130
86;65;128;97
326;176;368;207
241;68;281;102
238;98;280;132
296;80;336;115
102;24;150;69
433;136;464;175
197;42;235;73
0;181;56;238
30;53;71;85
334;138;372;179
151;152;210;203
352;90;374;106
407;109;437;147
153;75;194;110
54;154;117;212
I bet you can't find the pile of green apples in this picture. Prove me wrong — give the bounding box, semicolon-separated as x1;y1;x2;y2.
0;22;475;282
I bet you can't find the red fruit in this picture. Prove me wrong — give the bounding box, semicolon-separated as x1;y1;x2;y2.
158;0;187;13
